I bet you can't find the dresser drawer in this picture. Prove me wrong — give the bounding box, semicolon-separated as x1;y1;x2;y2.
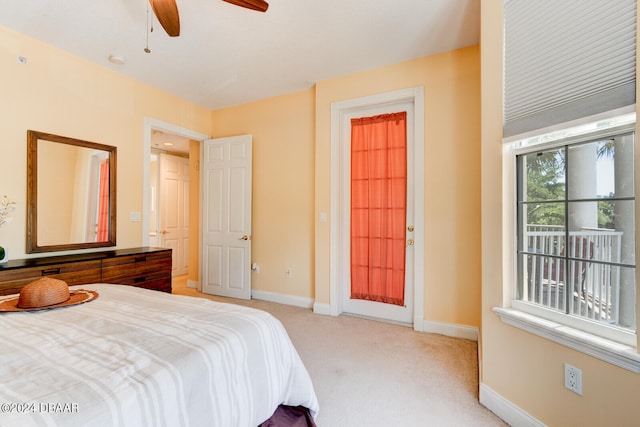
101;251;172;291
132;276;172;293
0;260;102;296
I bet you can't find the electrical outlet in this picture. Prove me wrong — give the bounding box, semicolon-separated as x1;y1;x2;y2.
564;363;582;395
285;268;292;278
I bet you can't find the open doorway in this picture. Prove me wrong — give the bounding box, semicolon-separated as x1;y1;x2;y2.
143;118;210;289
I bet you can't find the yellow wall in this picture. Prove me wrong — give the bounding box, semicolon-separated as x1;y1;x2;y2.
211;46;481;327
211;89;316;299
0;26;212;259
314;46;482;327
480;1;640;425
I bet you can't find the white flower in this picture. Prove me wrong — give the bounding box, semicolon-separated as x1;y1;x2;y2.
0;196;16;229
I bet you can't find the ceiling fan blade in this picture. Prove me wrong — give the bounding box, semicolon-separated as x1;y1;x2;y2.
222;0;269;13
149;0;180;37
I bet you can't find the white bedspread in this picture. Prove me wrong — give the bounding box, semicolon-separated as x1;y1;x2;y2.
0;284;318;427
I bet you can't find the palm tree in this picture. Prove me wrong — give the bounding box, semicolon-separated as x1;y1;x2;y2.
596;138;615;159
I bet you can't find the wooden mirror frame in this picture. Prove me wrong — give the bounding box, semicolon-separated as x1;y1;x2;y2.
27;130;117;253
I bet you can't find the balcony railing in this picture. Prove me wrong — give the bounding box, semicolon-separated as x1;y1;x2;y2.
524;226;623;325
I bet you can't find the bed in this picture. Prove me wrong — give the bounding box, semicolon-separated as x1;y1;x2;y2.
0;283;319;427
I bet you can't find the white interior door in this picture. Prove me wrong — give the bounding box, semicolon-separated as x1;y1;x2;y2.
201;135;252;299
159;153;189;276
340;101;415;324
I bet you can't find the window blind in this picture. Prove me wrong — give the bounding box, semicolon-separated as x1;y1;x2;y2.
503;0;637;139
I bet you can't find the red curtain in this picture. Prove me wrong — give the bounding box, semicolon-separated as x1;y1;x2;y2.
350;112;407;306
97;159;110;242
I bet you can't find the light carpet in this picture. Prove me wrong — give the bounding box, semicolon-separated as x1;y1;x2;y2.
172;277;508;427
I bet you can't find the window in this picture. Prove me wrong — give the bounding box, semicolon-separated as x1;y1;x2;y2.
514;118;636;346
499;1;639;369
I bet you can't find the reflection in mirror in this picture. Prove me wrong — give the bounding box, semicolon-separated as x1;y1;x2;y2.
27;131;116;253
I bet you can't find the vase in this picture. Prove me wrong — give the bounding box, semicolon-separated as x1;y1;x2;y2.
0;246;7;264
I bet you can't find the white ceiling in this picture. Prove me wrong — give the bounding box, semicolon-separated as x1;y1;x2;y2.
0;0;480;112
151;130;193;154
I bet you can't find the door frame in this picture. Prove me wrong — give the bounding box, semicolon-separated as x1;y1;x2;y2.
328;87;425;331
142;118;210;287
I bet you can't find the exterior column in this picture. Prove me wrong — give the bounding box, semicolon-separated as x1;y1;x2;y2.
568;144;597;230
615;134;635;328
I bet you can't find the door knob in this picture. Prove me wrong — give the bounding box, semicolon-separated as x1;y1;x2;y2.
407;239;414;246
407;225;414;232
240;235;250;241
160;230;168;235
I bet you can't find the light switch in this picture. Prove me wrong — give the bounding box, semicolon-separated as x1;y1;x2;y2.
319;212;327;223
130;212;141;222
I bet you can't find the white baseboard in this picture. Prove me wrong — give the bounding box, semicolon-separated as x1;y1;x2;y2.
186;280;198;289
313;302;333;316
422;319;479;341
313;305;479;342
479;383;546;427
251;290;314;309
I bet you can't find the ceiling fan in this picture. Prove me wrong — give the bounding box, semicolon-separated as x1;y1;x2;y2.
149;0;269;37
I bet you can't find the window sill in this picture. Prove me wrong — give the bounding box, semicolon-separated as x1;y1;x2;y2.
493;307;640;373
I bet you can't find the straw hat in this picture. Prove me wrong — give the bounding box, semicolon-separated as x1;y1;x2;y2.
0;277;98;312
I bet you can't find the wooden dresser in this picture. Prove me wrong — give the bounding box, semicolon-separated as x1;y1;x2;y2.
0;247;172;296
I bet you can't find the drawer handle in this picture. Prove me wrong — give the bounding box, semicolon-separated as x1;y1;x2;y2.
135;257;147;263
134;277;146;283
41;268;61;276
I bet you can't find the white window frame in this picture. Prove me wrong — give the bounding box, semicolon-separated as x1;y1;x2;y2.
494;108;640;373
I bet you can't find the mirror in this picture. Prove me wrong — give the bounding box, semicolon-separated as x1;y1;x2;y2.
27;130;117;253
